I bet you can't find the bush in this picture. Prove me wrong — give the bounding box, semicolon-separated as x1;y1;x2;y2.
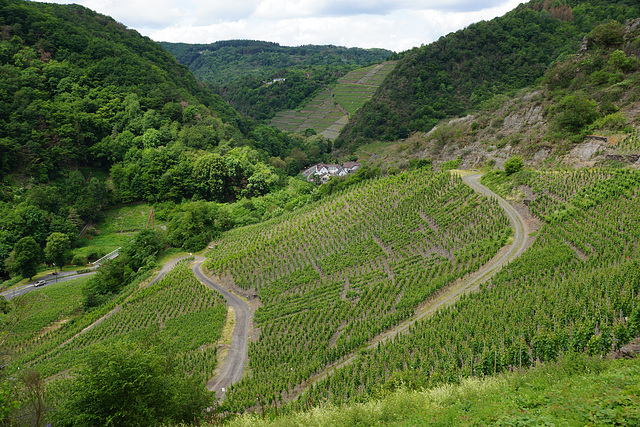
553;94;599;134
71;254;88;267
56;340;213;426
504;156;524;175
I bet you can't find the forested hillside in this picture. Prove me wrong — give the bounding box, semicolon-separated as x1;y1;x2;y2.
337;0;640;147
162;40;393;121
0;0;335;279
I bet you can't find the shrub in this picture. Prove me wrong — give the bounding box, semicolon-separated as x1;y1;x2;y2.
504;156;524;175
71;254;88;267
553;94;599;134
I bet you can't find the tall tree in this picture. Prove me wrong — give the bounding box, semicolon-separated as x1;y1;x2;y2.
9;237;42;280
44;232;70;268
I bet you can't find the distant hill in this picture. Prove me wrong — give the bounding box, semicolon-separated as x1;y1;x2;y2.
337;0;640;148
352;17;640;175
270;61;397;139
161;40;394;121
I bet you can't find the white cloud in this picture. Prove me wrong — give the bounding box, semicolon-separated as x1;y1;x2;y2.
42;0;524;52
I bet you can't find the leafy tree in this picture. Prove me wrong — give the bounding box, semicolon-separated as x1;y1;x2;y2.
8;237;42;280
44;232;71;267
504;156;524;175
58;340;212;426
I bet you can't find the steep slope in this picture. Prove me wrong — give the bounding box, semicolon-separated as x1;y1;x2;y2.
337;0;640;148
161;40;394;121
270;61;397;139
204;169;512;410
0;0;239;179
352;18;640;174
0;0;326;278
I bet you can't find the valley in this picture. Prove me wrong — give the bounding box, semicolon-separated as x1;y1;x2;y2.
1;0;640;425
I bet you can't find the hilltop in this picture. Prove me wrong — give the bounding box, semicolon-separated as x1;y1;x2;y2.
351;17;640;176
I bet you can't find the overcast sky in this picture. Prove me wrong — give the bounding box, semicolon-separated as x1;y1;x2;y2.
43;0;523;52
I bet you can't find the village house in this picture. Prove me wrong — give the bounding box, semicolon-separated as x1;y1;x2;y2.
302;161;361;183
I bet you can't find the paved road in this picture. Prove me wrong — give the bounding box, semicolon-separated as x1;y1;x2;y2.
298;172;530;390
1;271;96;301
192;256;250;401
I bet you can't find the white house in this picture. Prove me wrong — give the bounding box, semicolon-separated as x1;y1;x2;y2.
303;162;362;183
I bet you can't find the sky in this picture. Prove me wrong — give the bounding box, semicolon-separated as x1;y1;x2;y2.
42;0;524;52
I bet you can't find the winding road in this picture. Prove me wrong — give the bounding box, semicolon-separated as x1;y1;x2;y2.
292;173;530;391
192;257;250;400
3;173;527;405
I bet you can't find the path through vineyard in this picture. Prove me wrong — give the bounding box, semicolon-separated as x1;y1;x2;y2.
192;256;250;400
290;173;530;397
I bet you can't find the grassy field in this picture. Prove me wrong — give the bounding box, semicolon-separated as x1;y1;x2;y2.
73;203;162;261
5;260;227;383
224;354;640;426
270;61;397;138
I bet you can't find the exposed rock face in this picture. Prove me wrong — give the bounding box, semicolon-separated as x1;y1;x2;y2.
503;105;544;132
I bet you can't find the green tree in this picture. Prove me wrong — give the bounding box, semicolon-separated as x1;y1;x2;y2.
504;156;524;175
553;94;599;134
44;232;70;267
58;340;212;426
9;237;42;280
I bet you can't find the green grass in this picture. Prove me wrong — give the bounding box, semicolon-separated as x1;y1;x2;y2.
73;203;164;261
224;355;640;426
2;276;90;353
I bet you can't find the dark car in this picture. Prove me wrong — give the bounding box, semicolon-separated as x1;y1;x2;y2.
34;280;46;287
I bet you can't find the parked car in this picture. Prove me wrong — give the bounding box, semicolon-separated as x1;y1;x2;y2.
34;280;46;287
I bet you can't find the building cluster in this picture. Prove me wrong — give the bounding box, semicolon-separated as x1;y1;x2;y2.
302;162;361;183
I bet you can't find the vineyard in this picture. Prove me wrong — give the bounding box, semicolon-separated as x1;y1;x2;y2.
270;62;397;138
6;260;227;383
617;126;640;153
205;169;512;411
278;168;640;412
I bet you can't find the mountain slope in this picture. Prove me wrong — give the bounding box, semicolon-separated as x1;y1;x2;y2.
337;0;640;148
161;40;394;121
269;61;397;139
0;0;239;180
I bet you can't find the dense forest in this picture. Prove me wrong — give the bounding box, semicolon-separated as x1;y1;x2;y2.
0;0;335;279
337;0;640;148
162;40;393;121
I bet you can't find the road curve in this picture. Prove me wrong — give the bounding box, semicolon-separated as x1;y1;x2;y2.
191;256;250;401
299;172;530;389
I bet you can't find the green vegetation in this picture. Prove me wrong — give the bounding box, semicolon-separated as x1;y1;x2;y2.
0;259;226;424
504;156;524;175
2;0;640;425
161;40;393;121
337;0;640;147
205;169;511;411
270;62;397;138
0;0;346;284
226;355;640;426
55;339;213;426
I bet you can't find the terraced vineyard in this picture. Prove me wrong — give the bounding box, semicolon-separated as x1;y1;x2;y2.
206;169;512;411
282;169;640;411
8;260;227;383
270;61;397;139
